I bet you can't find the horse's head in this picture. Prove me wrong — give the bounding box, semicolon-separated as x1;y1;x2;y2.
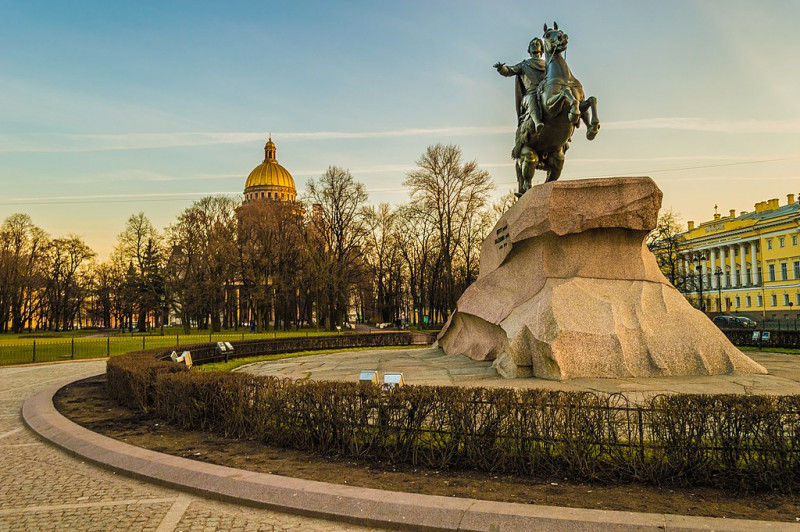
542;22;568;55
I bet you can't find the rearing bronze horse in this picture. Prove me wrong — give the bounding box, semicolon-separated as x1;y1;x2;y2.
504;22;600;196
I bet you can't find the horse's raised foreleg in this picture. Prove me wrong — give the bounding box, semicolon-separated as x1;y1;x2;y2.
579;96;600;140
562;89;580;125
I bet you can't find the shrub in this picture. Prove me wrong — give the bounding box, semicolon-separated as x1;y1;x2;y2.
106;336;800;491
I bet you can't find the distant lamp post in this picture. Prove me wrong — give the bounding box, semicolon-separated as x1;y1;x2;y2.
790;302;795;331
692;255;707;313
714;268;723;313
160;294;166;336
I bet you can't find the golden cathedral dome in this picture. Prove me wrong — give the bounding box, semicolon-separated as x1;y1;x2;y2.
243;137;297;202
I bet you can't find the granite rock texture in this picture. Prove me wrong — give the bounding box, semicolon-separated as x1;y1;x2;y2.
436;177;767;380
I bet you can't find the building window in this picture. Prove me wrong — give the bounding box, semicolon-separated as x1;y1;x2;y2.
767;239;773;250
771;294;778;306
725;271;731;286
746;296;752;307
758;295;763;307
781;263;788;280
794;261;800;279
784;294;791;306
779;237;785;248
769;264;776;281
735;296;741;308
797;293;800;306
794;234;798;246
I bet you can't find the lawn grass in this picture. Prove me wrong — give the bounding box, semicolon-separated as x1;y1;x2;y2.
0;328;339;366
197;345;426;372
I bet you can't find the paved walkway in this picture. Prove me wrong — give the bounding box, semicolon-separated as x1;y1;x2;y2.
1;361;372;531
239;348;800;402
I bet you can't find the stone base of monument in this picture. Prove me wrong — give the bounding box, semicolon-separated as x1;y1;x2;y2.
436;177;767;380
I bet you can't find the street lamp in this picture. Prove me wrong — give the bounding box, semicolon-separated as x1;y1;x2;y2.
790;302;795;331
692;255;707;313
714;268;723;313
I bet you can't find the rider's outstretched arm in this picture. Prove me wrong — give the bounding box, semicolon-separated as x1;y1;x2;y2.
494;62;517;77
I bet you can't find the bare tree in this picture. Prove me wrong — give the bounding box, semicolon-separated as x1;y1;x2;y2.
165;232;201;334
305;167;368;329
0;214;48;332
167;197;238;333
394;204;436;328
647;209;685;289
88;261;116;329
113;213;165;332
362;203;404;323
237;199;305;331
403;144;493;316
492;190;517;217
456;208;494;290
40;236;95;330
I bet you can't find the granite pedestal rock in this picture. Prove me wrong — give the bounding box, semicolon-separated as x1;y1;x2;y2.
436;177;767;380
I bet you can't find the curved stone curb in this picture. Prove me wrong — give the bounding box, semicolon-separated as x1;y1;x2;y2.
22;374;796;532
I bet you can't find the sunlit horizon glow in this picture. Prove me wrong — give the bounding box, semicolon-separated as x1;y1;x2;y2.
2;1;799;259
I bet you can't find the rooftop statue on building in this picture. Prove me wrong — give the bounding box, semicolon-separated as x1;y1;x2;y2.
494;22;600;197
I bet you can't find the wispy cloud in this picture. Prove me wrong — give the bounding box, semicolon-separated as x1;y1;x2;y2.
67;170;242;185
2;118;800;154
0;127;513;154
292;164;416;177
603;118;800;134
0;191;242;206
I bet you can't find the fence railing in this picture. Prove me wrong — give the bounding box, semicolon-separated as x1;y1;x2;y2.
758;320;800;331
155;332;435;365
722;328;800;349
0;330;434;366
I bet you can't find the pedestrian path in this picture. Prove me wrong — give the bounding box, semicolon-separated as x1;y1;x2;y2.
0;361;373;531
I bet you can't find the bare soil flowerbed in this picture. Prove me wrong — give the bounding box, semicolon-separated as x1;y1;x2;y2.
54;374;799;523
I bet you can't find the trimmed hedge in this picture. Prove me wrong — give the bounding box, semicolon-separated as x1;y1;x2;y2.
107;335;800;491
106;350;189;411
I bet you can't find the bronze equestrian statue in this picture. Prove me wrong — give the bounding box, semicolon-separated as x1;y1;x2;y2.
494;22;599;197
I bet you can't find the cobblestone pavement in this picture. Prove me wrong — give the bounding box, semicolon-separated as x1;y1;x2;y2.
1;361;380;531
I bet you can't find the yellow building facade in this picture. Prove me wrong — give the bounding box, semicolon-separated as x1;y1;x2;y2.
677;193;800;323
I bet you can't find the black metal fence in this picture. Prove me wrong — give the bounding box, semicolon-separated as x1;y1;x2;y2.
0;330;433;366
759;320;800;331
722;329;800;349
106;331;800;490
145;372;800;491
154;332;435;365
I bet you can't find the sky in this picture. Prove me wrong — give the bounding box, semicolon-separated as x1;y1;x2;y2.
2;0;800;259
